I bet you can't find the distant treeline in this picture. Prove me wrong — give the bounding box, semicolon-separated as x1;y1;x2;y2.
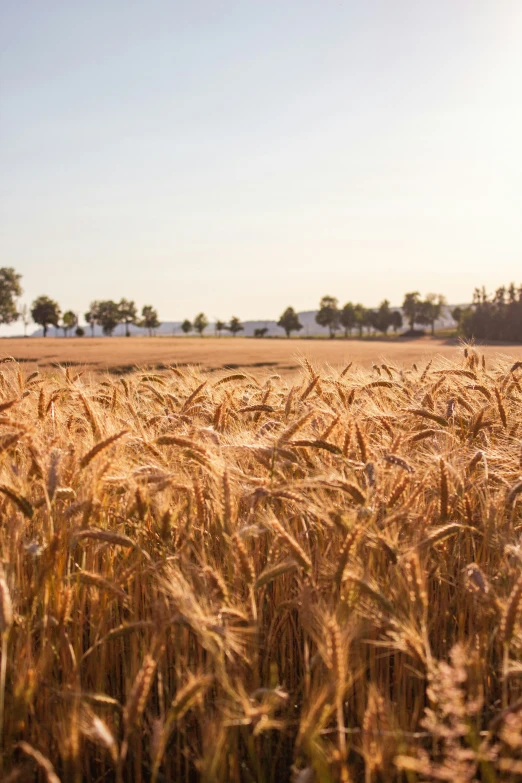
309;293;445;338
0;269;163;337
452;285;522;342
0;266;520;341
175;288;522;342
183;293;447;339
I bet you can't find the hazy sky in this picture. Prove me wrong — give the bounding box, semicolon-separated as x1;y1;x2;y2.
1;1;521;326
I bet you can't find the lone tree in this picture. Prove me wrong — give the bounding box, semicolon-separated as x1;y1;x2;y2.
227;316;244;337
277;307;302;338
0;267;23;326
181;319;192;335
315;296;340;338
340;302;356;337
62;310;78;337
215;319;226;337
193;312;209;336
31;296;61;337
96;300;120;336
141;305;160;336
402;292;422;331
85;302;100;337
118;298;138;337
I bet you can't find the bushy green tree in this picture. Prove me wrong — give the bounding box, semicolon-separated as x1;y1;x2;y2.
193;313;209;336
365;309;378;335
456;307;474;335
96;300;120;336
181;319;192;335
85;302;100;337
31;296;61;337
141;305;160;336
227;316;244;337
451;307;462;326
402;292;422;331
215;320;226;337
62;310;78;337
277;307;302;337
420;294;446;336
374;299;393;335
119;299;138;337
0;267;23;326
315;296;340;338
390;310;403;333
353;304;366;337
340;302;355;337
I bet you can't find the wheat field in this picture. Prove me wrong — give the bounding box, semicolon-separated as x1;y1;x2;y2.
2;349;522;781
6;335;522;377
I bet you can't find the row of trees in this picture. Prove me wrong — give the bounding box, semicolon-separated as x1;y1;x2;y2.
83;300;160;337
0;268;260;339
5;266;519;343
29;297;161;337
0;270;163;337
179;313;302;338
176;292;445;341
179;315;244;337
314;297;402;338
311;293;446;338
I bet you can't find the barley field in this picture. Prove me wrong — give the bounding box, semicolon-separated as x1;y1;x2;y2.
2;348;522;781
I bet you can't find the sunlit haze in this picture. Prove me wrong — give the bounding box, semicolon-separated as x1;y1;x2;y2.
1;1;521;327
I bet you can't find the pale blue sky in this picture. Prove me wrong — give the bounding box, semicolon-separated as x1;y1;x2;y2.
1;1;521;326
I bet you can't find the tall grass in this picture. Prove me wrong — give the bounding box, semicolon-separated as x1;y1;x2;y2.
1;350;522;780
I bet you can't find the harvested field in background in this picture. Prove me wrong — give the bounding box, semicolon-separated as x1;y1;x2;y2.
3;335;522;377
3;348;522;780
